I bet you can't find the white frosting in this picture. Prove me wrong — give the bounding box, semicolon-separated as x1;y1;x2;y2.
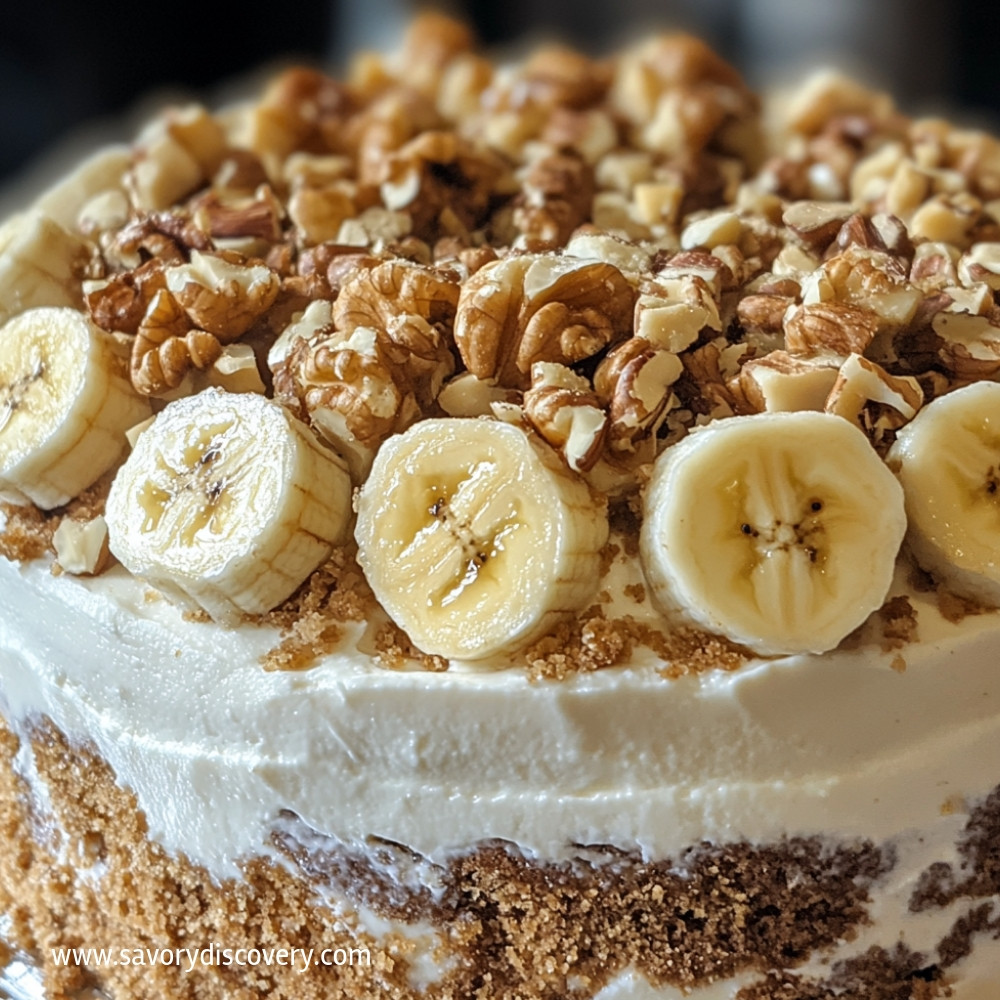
2;550;1000;884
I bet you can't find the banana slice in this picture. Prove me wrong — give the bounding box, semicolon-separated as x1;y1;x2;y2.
888;381;1000;604
0;307;151;509
640;412;906;655
106;388;352;621
355;418;609;661
0;213;93;325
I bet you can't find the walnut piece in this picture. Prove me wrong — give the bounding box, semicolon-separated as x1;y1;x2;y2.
784;301;880;358
825;353;922;436
275;326;418;481
164;250;280;340
594;337;682;458
332;260;458;404
734;351;839;413
454;253;635;388
130;289;222;395
53;516;111;576
523;362;608;472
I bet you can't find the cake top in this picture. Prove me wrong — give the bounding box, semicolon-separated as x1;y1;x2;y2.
1;13;999;672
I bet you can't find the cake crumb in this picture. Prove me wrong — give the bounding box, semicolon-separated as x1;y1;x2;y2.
373;621;449;672
624;582;646;604
937;589;988;624
878;596;918;651
0;501;53;562
890;655;907;673
259;545;376;671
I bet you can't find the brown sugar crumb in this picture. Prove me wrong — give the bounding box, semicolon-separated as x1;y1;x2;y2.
910;783;1000;912
640;623;751;678
878;595;918;651
523;610;635;680
736;943;947;1000
258;544;376;671
373;620;449;672
608;500;641;556
598;540;620;576
936;588;989;624
623;582;646;604
0;473;115;565
0;501;52;561
523;614;749;681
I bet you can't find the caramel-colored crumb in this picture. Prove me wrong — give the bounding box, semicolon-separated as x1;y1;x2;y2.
623;582;646;604
937;589;989;624
879;595;918;651
373;620;449;672
646;624;750;679
0;473;115;566
523;611;749;682
259;545;377;671
523;608;635;680
890;654;907;673
0;502;52;562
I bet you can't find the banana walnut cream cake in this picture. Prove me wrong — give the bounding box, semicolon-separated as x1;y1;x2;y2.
2;12;1000;999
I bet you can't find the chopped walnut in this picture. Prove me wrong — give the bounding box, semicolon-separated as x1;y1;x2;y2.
958;242;1000;290
737;292;796;338
274;326;418;480
86;259;168;335
784;301;880;358
564;229;654;280
130;289;222;395
53;516;111;576
634;274;722;352
733;351;839;413
164;250;280;341
932;311;1000;377
378;130;509;241
514;152;596;248
782;200;855;250
454;253;635;388
820;245;921;331
332;260;458;405
825;353;923;442
595;338;682;459
523;362;608;472
910;241;961;291
437;372;517;417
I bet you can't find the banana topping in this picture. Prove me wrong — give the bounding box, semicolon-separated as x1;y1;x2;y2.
105;388;352;622
889;381;1000;605
640;412;907;655
355;418;609;661
0;307;151;508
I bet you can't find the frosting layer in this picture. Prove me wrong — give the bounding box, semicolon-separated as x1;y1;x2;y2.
2;553;1000;876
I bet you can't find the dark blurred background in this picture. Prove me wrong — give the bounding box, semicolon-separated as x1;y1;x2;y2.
2;0;999;200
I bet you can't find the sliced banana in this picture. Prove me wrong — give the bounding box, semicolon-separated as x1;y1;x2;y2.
0;213;93;325
106;388;352;621
640;412;906;655
0;307;151;508
355;418;609;661
888;381;1000;605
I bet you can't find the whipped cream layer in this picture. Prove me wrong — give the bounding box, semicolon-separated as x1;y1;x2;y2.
1;551;1000;877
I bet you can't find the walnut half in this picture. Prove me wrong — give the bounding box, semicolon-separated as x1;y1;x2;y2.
454;253;635;388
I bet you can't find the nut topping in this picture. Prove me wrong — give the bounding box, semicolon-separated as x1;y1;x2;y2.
454;253;634;388
523;362;608;472
164;250;280;340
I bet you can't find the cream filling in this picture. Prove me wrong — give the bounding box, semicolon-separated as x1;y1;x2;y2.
1;553;1000;881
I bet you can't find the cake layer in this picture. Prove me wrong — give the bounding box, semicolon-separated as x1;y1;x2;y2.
2;549;999;878
3;717;999;999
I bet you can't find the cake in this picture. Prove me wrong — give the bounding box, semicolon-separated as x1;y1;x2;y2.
2;14;1000;999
